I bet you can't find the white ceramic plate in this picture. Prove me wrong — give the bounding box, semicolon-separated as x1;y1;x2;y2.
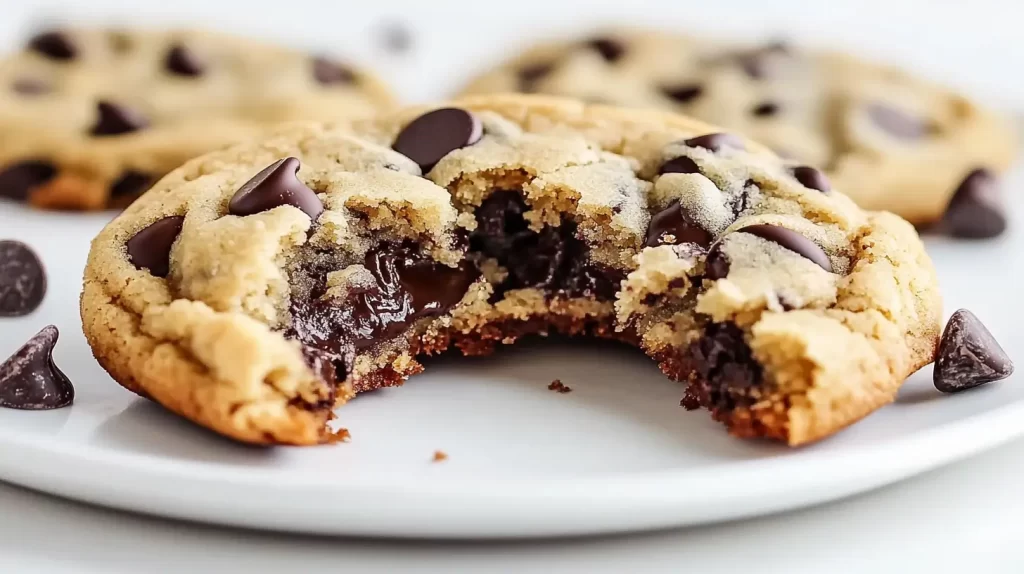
0;171;1021;539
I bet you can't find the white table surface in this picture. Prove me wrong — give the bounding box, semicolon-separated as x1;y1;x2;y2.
0;435;1021;573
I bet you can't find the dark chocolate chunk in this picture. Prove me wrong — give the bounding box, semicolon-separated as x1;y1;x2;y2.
792;166;831;192
12;78;51;96
228;157;323;221
518;62;555;92
661;83;703;104
0;325;73;410
752;101;780;117
312;57;355;85
0;160;57;201
703;246;731;280
469;190;623;300
110;170;155;198
645;200;713;248
738;224;833;272
658;156;702;175
684;133;745;153
866;103;931;140
934;309;1013;393
586;37;625;63
300;345;338;386
126;216;185;278
942;168;1006;239
688;322;763;412
90;100;149;137
0;240;46;317
28;31;77;61
165;43;205;77
392;108;483;172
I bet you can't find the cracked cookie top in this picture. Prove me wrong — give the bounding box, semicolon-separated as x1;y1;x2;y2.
460;29;1017;226
81;94;941;446
0;27;395;210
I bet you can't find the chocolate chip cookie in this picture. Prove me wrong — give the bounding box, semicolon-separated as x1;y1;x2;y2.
81;94;941;446
0;27;395;210
460;30;1017;233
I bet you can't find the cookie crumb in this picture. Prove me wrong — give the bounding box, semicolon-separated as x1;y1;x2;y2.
432;450;448;462
548;379;572;393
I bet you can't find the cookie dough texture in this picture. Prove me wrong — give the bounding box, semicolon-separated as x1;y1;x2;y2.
460;29;1017;224
81;94;941;446
0;27;395;210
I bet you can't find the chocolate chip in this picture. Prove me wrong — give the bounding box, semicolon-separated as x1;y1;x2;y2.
752;101;780;117
942;168;1006;239
312;57;355;85
28;31;76;61
165;44;205;77
866;103;931;140
792;166;831;192
110;170;154;198
738;224;833;272
0;160;57;201
645;200;713;248
12;78;50;96
126;216;185;278
90;100;149;137
661;83;703;104
228;157;323;221
684;133;745;153
518;62;555;92
934;309;1013;393
392;108;483;172
586;37;625;63
703;246;731;280
659;156;702;175
0;325;73;410
0;241;46;317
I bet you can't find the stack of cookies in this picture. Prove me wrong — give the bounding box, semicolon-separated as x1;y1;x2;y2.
0;23;1016;447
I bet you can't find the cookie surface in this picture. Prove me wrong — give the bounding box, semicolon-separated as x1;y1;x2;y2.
0;27;395;210
460;30;1017;226
81;94;941;446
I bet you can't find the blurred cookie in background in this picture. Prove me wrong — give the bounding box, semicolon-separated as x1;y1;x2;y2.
460;29;1017;237
0;27;396;210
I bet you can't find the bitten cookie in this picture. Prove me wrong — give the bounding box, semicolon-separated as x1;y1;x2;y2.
460;30;1017;233
0;27;395;210
81;94;942;446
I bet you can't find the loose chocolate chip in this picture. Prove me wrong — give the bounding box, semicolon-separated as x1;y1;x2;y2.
228;157;324;221
658;156;702;175
110;170;154;198
645;200;713;248
90;100;149;137
518;62;555;92
586;37;625;63
934;309;1013;393
661;83;703;104
684;133;745;153
792;166;831;192
752;101;780;117
12;78;51;96
942;168;1006;239
0;160;57;201
866;103;931;140
312;57;355;85
0;241;46;317
392;108;483;173
126;216;185;278
165;43;205;77
28;31;77;61
0;325;73;410
738;224;833;272
703;246;731;280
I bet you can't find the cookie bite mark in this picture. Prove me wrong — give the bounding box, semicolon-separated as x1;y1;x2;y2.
90;100;149;136
228;157;324;221
392;108;483;172
126;216;185;278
